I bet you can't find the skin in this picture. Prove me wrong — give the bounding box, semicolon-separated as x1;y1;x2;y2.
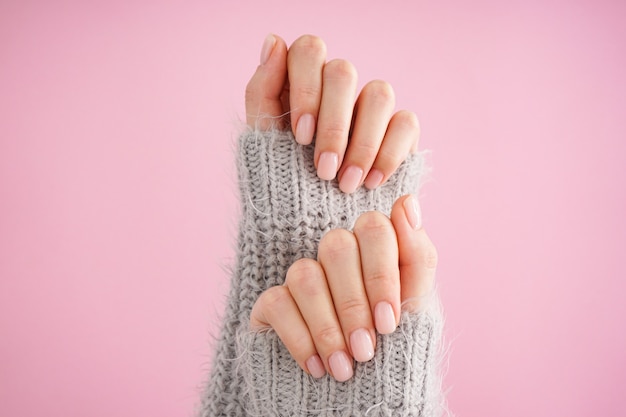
246;34;439;382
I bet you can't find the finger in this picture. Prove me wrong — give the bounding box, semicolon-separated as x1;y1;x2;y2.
250;285;326;378
285;258;354;382
287;34;327;145
363;110;420;190
245;34;289;130
390;195;438;312
315;59;358;181
317;229;376;364
337;80;395;194
352;211;401;335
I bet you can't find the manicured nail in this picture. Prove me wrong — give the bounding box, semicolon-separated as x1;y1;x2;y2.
375;301;397;334
350;328;374;362
317;152;338;180
403;194;422;230
305;354;326;379
328;351;354;382
295;113;315;145
260;34;276;65
364;169;384;190
339;165;364;194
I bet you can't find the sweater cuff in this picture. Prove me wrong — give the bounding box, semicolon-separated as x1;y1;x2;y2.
236;311;443;417
235;128;425;284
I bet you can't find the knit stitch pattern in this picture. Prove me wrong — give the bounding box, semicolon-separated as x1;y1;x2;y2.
197;129;443;416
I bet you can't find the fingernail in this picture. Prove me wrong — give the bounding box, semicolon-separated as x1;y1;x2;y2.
375;301;397;334
260;34;276;65
403;194;422;230
296;113;315;145
317;152;339;180
305;354;326;379
328;351;354;382
339;166;364;194
364;169;384;190
350;328;374;362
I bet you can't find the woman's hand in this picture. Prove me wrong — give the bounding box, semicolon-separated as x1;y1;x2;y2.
250;195;438;382
245;34;421;193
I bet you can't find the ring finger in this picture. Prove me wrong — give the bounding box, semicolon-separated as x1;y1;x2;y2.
363;110;420;190
337;80;396;193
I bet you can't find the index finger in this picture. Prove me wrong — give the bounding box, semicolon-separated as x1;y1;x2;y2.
287;35;327;145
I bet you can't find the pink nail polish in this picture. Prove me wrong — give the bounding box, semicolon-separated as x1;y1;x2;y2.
305;354;326;379
328;351;354;382
317;152;339;180
403;195;422;230
296;113;315;145
339;166;364;194
260;34;276;65
364;169;384;190
375;302;397;335
350;328;375;362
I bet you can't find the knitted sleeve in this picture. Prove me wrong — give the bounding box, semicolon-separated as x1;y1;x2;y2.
197;129;444;417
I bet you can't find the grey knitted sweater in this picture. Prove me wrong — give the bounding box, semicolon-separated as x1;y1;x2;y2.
198;129;443;416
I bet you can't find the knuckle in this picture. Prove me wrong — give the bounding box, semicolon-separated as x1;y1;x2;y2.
377;145;405;165
362;79;395;103
351;140;379;161
423;245;439;269
320;122;349;142
286;259;323;291
394;110;420;131
354;211;393;237
292;34;327;59
319;229;357;262
294;84;321;100
314;325;343;347
420;244;439;270
366;269;395;285
337;297;369;318
260;285;291;308
324;59;357;80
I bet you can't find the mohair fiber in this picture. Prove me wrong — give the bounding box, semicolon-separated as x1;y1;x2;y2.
197;129;445;416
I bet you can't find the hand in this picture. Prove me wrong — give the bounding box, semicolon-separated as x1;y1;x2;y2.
245;34;421;193
250;195;438;382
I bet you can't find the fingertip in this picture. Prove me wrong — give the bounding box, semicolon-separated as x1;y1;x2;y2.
246;34;288;129
260;33;277;65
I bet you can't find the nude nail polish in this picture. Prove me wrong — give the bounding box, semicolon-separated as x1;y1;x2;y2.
296;113;315;145
339;166;364;194
317;152;339;180
350;328;374;362
364;169;384;190
328;351;354;382
403;194;422;230
305;354;326;379
375;301;397;334
260;34;276;65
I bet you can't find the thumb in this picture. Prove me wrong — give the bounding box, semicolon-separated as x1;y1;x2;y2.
390;195;438;313
245;34;288;130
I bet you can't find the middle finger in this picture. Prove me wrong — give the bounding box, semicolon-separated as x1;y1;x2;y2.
315;59;358;181
318;229;376;364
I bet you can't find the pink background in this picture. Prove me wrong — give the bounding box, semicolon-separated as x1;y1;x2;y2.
1;0;625;416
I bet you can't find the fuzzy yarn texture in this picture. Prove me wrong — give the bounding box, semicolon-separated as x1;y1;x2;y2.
197;129;444;416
